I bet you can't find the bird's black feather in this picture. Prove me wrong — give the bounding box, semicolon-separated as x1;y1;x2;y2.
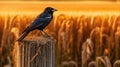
18;7;57;42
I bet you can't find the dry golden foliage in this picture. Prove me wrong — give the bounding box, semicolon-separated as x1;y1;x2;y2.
0;12;120;67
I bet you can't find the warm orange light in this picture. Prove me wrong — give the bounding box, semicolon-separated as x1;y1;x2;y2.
0;1;120;12
104;49;109;55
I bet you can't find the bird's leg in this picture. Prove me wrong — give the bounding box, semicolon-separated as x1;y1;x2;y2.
42;30;50;37
40;31;44;36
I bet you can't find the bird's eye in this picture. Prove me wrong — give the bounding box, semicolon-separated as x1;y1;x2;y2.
52;9;54;11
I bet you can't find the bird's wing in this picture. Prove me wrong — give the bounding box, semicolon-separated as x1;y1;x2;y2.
31;16;51;28
23;16;51;33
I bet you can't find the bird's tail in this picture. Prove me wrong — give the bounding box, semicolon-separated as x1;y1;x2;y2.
17;31;29;42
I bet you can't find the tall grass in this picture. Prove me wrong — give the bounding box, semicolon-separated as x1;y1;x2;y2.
0;12;120;67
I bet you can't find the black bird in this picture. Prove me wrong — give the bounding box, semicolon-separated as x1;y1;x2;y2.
18;7;57;41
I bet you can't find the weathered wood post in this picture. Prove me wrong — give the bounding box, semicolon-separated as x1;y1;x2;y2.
18;36;55;67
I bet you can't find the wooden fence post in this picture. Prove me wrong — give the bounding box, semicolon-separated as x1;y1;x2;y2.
18;36;55;67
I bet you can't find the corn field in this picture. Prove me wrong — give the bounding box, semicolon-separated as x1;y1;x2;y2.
0;11;120;67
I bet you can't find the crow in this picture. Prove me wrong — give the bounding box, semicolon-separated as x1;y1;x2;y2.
17;7;57;42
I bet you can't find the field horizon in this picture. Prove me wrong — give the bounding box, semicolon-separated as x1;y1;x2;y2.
0;1;120;12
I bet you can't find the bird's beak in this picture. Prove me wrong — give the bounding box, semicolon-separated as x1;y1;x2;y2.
53;9;57;11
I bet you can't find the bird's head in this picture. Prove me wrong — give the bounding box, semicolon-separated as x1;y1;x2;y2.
44;7;57;14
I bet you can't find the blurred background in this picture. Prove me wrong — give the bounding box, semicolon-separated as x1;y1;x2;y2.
0;0;120;67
